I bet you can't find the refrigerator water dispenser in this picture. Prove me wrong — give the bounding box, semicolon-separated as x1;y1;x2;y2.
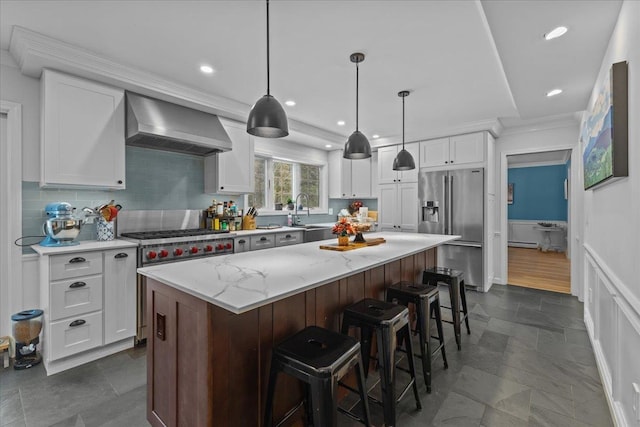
422;201;439;223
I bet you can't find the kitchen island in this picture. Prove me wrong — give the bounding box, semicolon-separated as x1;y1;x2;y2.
139;232;458;427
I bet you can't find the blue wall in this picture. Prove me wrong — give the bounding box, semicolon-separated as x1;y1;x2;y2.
508;165;567;221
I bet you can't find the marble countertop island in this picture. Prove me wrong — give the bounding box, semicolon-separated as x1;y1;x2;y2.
138;232;458;314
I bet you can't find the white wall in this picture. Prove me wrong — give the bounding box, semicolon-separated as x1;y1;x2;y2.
0;50;40;182
581;1;640;426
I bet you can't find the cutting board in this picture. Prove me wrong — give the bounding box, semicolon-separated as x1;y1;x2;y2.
319;237;386;251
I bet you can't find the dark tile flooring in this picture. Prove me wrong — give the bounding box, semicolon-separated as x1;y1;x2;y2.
0;284;613;427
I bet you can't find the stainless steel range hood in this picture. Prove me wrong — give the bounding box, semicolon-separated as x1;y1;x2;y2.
125;92;232;155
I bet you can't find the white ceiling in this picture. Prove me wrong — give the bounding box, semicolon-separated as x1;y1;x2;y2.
0;0;622;151
508;149;571;167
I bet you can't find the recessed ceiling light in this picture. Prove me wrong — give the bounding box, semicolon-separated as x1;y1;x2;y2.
544;26;568;41
325;144;332;148
372;134;380;139
337;120;345;126
546;89;563;97
285;100;296;107
200;65;214;74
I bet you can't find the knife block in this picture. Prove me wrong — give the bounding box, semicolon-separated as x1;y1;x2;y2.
242;215;256;230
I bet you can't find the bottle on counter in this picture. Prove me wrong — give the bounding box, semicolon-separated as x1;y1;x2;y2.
287;211;293;226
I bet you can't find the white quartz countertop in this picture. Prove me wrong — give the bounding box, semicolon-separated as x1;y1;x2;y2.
32;239;138;256
138;232;459;314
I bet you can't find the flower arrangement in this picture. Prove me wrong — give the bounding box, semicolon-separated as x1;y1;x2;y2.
348;200;363;215
332;217;355;237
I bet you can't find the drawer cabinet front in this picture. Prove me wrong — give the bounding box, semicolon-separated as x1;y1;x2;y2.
250;234;276;251
51;252;103;281
50;311;103;360
50;275;103;321
234;237;249;253
275;231;303;247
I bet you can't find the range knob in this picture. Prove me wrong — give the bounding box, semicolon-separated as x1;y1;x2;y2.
225;243;232;250
205;245;213;252
190;246;199;254
217;243;224;251
146;251;157;260
174;248;183;256
159;249;169;258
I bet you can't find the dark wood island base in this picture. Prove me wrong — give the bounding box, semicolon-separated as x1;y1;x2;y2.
147;248;436;426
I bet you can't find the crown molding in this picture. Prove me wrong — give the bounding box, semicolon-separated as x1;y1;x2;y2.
498;113;581;137
8;26;345;146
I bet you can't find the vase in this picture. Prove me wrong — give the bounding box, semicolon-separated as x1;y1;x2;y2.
96;217;115;241
337;235;349;246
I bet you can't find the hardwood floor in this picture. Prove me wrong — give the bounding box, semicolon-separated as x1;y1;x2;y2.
508;246;571;294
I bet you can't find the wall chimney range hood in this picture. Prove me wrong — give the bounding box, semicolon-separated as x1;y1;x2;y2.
125;92;232;156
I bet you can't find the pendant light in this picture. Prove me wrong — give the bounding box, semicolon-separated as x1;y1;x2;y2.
343;52;371;159
247;0;289;138
392;90;416;170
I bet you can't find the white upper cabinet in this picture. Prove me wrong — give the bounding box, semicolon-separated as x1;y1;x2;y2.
378;182;418;232
204;118;254;194
40;69;125;189
377;143;419;184
420;133;484;168
328;151;373;198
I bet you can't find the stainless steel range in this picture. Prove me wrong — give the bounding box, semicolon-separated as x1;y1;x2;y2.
118;210;235;344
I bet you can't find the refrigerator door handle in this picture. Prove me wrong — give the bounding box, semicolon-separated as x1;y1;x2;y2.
443;175;448;234
449;175;454;235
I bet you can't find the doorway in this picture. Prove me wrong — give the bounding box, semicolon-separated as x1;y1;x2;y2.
505;150;571;293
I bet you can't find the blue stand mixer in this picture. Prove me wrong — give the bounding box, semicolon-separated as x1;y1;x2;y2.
40;202;83;247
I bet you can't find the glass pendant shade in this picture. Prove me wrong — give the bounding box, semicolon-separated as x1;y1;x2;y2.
247;95;289;138
393;90;415;170
343;130;371;159
392;148;416;170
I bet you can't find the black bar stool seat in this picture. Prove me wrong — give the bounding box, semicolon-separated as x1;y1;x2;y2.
422;267;471;350
342;298;421;427
386;281;448;392
264;325;371;427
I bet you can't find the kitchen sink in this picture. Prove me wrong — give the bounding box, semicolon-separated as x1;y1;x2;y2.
291;224;333;242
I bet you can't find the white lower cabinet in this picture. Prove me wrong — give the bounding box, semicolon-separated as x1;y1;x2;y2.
250;234;276;251
37;243;137;374
275;231;304;247
378;182;418;232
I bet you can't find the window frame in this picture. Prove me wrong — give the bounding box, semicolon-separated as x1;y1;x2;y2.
246;155;328;215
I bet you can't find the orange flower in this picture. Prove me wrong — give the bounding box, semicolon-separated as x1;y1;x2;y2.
332;217;355;236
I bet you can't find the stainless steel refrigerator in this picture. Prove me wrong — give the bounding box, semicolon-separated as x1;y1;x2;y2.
418;168;484;288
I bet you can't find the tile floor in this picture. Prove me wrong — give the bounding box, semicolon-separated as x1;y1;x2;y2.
0;284;613;427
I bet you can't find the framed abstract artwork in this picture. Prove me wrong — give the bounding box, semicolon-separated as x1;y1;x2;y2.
507;183;514;205
580;61;628;190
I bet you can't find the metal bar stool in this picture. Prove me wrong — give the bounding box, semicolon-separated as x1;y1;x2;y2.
422;267;470;350
264;325;371;427
386;281;448;393
341;298;421;427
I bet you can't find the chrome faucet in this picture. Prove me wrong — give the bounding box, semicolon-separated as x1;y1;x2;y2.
293;193;310;225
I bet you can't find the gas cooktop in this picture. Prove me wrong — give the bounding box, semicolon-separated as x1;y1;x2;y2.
121;229;230;240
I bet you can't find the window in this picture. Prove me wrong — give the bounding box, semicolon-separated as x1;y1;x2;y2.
248;157;323;212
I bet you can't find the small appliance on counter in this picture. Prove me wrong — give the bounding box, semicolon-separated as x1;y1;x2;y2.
40;202;83;247
11;309;43;370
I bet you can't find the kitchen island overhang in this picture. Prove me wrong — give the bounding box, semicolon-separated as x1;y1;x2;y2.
138;232;460;314
141;232;459;427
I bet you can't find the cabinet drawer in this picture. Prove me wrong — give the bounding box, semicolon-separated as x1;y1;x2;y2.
51;252;103;281
234;237;249;253
49;311;103;360
50;275;103;321
250;234;276;251
275;231;303;247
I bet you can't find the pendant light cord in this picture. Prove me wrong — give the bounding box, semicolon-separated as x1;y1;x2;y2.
402;94;405;149
266;0;271;96
355;61;359;131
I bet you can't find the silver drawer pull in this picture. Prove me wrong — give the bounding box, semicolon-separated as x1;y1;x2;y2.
238;239;246;244
285;234;291;238
69;257;86;264
69;281;86;289
114;253;128;259
69;319;86;327
259;237;267;241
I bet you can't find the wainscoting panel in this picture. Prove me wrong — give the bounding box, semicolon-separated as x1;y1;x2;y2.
508;220;567;251
584;245;640;427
